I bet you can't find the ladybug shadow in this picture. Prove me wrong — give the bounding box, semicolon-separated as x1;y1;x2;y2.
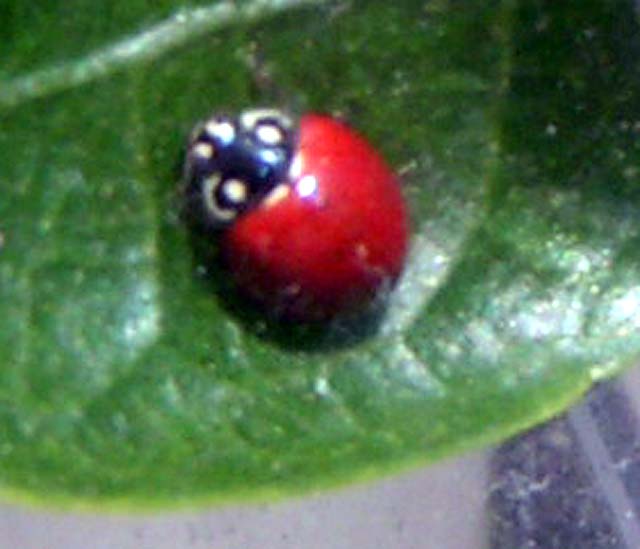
187;225;385;353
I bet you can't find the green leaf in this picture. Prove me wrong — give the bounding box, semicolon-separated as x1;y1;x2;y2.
0;0;639;509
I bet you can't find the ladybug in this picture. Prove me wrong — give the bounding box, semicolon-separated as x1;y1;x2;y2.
184;108;409;321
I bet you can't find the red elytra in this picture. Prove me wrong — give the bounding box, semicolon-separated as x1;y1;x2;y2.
221;114;409;321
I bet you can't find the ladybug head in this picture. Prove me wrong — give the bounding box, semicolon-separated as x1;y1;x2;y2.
185;108;296;228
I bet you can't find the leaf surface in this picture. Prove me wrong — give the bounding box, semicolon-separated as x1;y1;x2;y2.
0;0;639;508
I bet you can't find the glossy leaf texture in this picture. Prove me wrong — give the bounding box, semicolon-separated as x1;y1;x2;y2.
0;0;639;509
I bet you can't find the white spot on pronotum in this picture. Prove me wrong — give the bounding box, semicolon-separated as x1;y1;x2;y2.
206;120;235;145
255;123;283;145
261;184;290;209
192;142;214;159
203;174;235;221
240;108;292;131
297;175;317;198
259;149;279;165
222;179;248;204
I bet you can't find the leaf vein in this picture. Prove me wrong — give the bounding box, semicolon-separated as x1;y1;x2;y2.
0;0;328;110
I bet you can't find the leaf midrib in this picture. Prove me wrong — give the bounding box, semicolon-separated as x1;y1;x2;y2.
0;0;329;111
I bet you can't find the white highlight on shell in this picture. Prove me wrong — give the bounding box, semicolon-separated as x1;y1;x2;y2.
289;155;303;179
296;174;317;198
261;184;290;209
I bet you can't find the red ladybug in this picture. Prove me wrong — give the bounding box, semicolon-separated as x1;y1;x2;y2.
184;108;408;321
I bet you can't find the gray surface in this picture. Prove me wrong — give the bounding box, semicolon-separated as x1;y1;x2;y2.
0;454;486;548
